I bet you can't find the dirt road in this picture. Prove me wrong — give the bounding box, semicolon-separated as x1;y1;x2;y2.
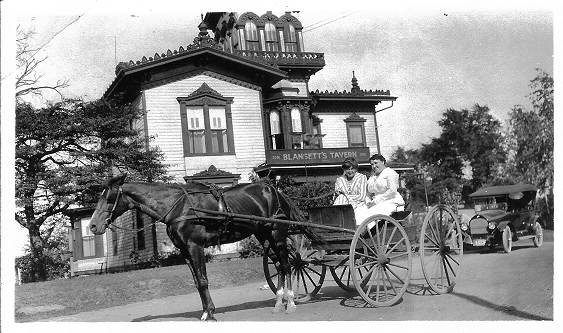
48;232;553;321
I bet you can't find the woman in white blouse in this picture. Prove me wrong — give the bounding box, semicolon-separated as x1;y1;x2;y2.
365;154;405;219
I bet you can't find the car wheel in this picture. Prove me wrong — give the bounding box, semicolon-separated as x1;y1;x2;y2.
502;226;512;253
533;222;543;247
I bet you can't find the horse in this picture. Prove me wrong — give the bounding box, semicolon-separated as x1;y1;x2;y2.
88;174;300;321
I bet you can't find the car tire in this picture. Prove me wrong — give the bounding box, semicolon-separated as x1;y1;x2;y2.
532;222;543;247
502;226;512;253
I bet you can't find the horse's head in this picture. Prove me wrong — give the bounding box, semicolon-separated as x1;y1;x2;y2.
89;173;130;235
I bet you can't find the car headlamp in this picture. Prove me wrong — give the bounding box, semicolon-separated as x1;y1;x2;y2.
488;222;496;229
461;223;468;231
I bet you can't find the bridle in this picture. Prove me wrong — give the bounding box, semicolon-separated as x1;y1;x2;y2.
102;186;124;229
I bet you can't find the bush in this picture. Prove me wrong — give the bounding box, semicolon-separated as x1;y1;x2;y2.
277;177;334;212
239;235;263;258
16;249;71;283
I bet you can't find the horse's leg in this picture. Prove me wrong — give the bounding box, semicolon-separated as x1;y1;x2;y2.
182;241;216;321
272;230;296;314
280;238;296;314
270;236;286;313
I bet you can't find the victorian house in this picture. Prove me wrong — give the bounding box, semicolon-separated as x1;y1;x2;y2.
67;11;409;276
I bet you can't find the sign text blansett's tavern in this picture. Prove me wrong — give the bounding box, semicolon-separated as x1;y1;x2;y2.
266;147;371;165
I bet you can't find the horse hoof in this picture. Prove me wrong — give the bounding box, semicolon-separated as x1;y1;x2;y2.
285;303;296;314
200;312;217;321
272;302;285;313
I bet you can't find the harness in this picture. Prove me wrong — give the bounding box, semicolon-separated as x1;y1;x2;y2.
102;182;235;236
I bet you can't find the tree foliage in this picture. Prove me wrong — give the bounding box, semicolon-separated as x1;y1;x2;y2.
495;69;553;190
391;104;505;208
418;104;506;188
15;98;169;281
494;69;553;228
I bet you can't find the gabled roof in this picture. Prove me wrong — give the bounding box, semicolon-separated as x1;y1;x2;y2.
103;30;287;100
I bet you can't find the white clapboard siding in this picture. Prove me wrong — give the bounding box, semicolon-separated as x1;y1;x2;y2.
315;112;379;153
143;74;266;183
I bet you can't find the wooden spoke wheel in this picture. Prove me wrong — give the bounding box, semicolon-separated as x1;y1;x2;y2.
263;234;326;302
329;264;355;292
349;215;412;307
532;222;543;247
419;204;464;294
502;226;513;253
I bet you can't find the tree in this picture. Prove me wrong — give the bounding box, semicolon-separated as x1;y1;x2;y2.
418;104;505;188
16;26;68;101
495;69;553;227
15;98;169;281
389;146;420;164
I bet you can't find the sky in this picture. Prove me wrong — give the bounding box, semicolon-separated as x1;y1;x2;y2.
10;0;553;155
1;0;556;259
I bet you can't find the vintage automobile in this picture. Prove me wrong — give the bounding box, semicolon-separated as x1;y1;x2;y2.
460;184;543;253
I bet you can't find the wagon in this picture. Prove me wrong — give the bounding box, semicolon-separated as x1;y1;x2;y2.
262;204;464;307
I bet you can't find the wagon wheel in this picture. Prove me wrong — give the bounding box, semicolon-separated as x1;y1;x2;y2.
349;215;412;307
329;264;355;292
419;204;464;294
532;222;543;247
263;234;326;302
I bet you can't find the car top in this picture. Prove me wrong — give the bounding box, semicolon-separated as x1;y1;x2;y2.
469;183;537;198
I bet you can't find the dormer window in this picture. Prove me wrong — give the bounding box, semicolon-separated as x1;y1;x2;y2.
244;21;260;51
264;22;278;51
284;23;298;52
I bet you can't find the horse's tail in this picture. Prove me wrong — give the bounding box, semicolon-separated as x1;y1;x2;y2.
276;189;324;244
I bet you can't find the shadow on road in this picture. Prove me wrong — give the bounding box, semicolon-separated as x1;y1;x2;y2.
450;291;552;320
131;299;276;321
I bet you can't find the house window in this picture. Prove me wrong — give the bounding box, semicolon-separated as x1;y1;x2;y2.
136;211;145;251
291;108;302;133
345;113;367;147
347;124;366;147
264;22;278;51
186;107;206;154
179;83;235;156
81;217;95;257
209;106;229;153
284;23;297;52
244;21;260;51
269;110;283;149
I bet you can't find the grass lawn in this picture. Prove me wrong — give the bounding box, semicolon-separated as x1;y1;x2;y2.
15;257;265;322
